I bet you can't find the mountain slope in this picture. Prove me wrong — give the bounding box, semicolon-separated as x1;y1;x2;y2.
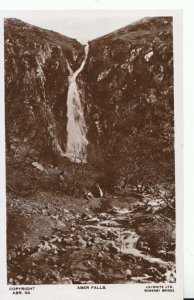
79;17;173;143
5;18;84;162
78;17;174;190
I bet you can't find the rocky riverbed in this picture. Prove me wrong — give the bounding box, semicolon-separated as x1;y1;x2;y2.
7;191;175;285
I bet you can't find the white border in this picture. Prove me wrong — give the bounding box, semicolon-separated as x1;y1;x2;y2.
0;1;191;299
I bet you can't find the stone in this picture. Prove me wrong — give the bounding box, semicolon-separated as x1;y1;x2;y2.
86;217;99;224
60;277;73;284
146;267;163;281
51;214;59;220
63;237;73;245
125;269;132;279
9;251;17;259
166;251;175;261
86;241;93;248
99;232;107;240
77;238;87;248
16;275;23;281
32;162;45;171
169;242;175;251
109;242;119;254
42;209;48;215
81;212;92;220
83;234;90;241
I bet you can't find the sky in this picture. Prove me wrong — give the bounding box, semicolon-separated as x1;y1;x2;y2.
2;10;164;43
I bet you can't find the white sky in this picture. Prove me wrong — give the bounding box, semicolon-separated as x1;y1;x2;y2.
2;10;171;43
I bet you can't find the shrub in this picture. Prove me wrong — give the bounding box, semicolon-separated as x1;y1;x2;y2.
137;219;175;254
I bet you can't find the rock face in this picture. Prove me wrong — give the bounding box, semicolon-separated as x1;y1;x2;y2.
79;17;174;154
5;18;84;161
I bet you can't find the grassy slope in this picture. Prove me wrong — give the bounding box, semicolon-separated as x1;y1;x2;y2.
4;18;82;53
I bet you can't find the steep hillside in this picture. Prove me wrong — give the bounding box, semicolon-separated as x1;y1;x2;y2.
78;16;174;190
5;18;84;163
80;17;173;143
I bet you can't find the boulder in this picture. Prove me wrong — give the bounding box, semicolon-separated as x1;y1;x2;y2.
125;268;132;280
60;277;73;284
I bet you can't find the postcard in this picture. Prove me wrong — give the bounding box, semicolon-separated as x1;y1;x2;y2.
0;9;183;300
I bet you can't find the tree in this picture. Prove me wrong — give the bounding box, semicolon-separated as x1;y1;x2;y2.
117;131;175;208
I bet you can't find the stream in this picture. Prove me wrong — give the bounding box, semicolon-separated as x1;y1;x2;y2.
7;194;176;285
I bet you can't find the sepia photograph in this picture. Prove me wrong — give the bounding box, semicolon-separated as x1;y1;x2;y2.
4;11;177;286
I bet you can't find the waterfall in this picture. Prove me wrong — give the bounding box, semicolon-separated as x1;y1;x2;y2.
65;43;89;163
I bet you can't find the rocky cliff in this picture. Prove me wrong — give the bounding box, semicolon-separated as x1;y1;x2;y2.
77;17;174;190
5;18;84;163
79;17;173;148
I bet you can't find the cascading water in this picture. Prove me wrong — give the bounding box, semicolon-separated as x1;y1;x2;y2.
65;43;89;163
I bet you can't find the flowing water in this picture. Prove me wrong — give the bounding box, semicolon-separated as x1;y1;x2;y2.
8;194;175;284
65;43;89;163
